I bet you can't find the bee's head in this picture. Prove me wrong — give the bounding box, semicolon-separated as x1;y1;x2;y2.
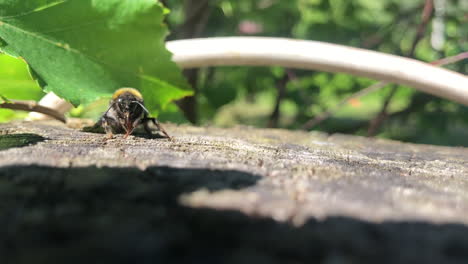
115;93;139;113
111;88;148;135
112;88;144;115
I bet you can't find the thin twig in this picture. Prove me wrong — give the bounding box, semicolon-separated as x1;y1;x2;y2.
301;81;389;130
367;52;468;136
431;52;468;66
367;85;397;136
268;73;289;128
409;0;434;57
367;0;434;136
301;50;468;130
175;0;212;124
0;100;66;123
362;4;425;48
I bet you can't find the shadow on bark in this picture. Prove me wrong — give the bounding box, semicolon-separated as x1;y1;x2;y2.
1;165;468;264
0;134;46;151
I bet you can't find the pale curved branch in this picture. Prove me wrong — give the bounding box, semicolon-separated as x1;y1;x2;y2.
167;37;468;105
30;37;468;120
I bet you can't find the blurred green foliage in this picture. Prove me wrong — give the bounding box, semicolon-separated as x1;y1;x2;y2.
1;0;467;146
163;0;468;146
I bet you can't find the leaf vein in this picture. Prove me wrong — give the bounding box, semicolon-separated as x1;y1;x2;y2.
36;18;107;34
0;0;67;19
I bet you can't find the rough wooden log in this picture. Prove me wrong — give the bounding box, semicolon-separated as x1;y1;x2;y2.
1;121;468;263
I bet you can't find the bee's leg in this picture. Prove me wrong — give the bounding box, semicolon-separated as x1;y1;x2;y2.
92;118;103;129
143;117;172;140
143;120;152;136
101;117;114;139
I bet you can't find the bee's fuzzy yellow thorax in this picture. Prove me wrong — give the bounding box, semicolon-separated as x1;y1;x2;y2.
112;88;143;100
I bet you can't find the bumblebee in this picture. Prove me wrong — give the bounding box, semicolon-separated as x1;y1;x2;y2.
95;88;171;139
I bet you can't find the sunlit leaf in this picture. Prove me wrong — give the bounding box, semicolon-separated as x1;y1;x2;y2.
0;0;192;115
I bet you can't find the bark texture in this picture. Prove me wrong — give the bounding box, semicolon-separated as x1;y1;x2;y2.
1;121;468;263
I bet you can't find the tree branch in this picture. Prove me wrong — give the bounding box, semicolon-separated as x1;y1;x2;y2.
301;81;389;130
367;0;434;136
168;37;468;106
267;73;289;128
301;50;468;130
1;100;66;123
174;0;212;124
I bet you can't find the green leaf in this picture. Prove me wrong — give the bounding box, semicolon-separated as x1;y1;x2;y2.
0;0;192;114
0;94;9;103
0;54;44;101
0;53;44;122
0;37;6;48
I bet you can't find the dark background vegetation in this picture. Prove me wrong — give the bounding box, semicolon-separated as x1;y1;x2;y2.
162;0;468;146
1;0;468;146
